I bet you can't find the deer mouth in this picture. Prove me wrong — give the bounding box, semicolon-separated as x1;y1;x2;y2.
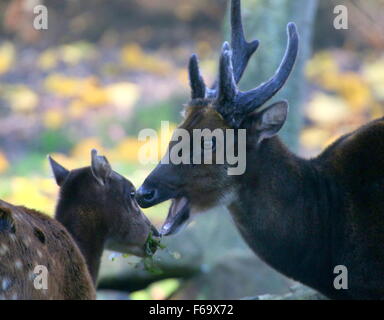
161;197;190;236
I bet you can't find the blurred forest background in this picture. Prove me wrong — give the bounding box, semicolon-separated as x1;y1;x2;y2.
0;0;384;300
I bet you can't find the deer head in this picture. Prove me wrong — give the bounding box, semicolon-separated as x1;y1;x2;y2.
136;0;298;236
50;149;159;258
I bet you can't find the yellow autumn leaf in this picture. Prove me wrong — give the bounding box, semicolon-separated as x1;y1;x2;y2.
300;127;331;149
121;44;140;65
71;137;105;159
362;58;384;100
38;49;58;70
47;153;82;171
78;78;108;106
318;71;344;92
0;151;9;173
337;73;371;111
44;74;80;97
371;102;384;119
178;69;188;86
5;85;39;113
59;41;96;66
105;82;140;111
306;51;339;83
112;137;144;162
6;177;55;214
121;44;172;75
0;42;15;74
43;109;64;129
362;57;384;83
306;93;349;126
199;59;216;84
68;99;88;119
45;74;108;106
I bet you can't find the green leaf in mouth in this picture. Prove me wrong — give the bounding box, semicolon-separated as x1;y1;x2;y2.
145;231;166;256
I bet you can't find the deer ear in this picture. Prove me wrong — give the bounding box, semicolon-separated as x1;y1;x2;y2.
48;156;70;186
91;149;112;186
251;100;288;143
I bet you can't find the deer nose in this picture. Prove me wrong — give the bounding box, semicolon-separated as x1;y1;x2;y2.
136;185;157;208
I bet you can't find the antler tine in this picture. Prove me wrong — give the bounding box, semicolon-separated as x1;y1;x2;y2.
231;0;259;83
188;54;206;99
235;22;299;118
187;0;298;128
217;42;238;108
207;0;259;100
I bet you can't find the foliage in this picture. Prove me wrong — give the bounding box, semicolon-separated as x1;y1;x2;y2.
302;50;383;155
0;0;383;301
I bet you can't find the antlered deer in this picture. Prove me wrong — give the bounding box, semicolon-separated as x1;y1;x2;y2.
0;149;158;300
136;0;384;299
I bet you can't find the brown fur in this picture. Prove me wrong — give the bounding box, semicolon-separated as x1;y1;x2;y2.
136;0;384;299
138;102;384;299
0;200;95;300
0;154;157;300
173;105;233;211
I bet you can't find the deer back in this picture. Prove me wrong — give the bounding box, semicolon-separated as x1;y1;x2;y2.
0;200;95;300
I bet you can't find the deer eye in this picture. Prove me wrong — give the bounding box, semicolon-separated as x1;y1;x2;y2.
130;190;136;198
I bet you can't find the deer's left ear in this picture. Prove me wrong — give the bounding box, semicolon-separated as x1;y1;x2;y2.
91;149;112;186
245;100;288;144
48;156;70;186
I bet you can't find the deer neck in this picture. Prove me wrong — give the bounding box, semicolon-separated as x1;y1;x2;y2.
228;136;338;290
55;206;107;284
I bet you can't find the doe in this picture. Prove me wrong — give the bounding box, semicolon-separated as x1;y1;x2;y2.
0;149;158;299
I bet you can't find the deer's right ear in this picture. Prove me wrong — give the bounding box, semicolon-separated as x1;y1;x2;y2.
48;156;70;186
243;100;288;144
91;149;112;186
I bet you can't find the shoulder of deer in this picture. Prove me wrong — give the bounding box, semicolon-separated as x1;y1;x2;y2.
315;117;384;178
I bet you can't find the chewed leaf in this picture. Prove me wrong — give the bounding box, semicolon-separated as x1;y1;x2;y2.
145;231;166;256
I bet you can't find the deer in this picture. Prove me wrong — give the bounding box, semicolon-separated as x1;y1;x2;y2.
136;0;384;300
0;149;159;300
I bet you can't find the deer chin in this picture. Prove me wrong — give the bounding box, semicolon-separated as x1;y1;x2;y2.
161;197;190;236
105;241;148;258
125;245;148;257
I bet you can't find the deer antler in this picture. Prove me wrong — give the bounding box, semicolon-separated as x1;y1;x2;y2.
188;0;299;128
188;54;206;99
189;0;258;100
217;42;237;106
229;0;259;83
216;22;299;127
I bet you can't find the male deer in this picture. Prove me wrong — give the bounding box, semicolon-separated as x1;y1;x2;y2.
0;149;158;299
136;0;384;299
